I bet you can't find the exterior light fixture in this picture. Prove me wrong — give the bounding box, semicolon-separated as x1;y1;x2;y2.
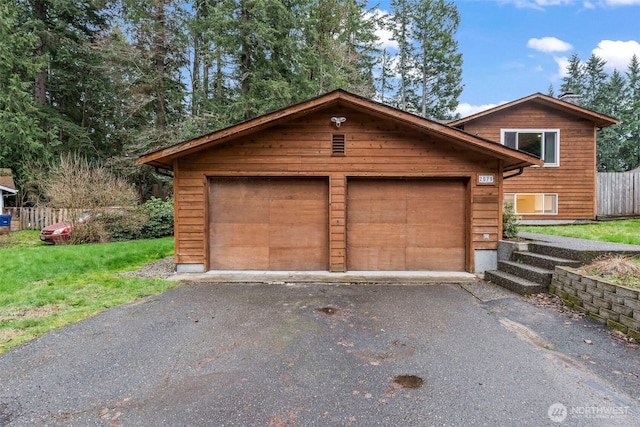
331;117;346;128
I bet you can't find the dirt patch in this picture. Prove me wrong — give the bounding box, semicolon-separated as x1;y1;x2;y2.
119;257;175;279
0;305;61;322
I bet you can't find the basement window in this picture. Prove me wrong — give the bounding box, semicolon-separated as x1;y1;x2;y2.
332;134;345;156
505;193;558;215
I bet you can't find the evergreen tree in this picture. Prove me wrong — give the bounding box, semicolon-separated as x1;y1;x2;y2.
411;0;463;119
559;53;585;96
0;1;48;181
598;70;626;171
389;0;415;110
582;54;608;112
621;55;640;170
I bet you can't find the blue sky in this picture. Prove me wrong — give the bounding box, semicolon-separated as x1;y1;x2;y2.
370;0;640;116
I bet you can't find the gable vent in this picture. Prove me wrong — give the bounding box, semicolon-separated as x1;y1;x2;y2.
332;134;345;156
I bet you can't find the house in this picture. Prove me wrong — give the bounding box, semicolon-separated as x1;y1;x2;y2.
0;169;17;213
450;93;618;224
137;90;541;274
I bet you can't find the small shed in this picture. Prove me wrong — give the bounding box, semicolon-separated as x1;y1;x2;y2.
0;169;17;213
137;90;541;273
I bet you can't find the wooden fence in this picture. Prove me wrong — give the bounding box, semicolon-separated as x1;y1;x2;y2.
1;207;79;231
597;171;640;217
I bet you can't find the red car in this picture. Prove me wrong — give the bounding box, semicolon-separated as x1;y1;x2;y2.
39;212;91;244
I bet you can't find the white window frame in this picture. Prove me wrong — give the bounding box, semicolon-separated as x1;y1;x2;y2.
501;129;560;167
504;193;558;215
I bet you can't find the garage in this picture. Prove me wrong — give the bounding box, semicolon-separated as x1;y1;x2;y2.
208;177;329;270
347;179;467;271
138;90;541;274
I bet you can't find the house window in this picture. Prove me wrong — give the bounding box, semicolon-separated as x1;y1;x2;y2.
505;193;558;215
502;129;559;166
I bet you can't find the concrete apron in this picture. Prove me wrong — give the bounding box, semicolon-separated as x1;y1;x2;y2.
168;270;478;284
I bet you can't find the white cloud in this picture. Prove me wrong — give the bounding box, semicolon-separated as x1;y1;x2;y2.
583;1;596;8
602;0;640;5
501;0;572;10
527;37;573;53
456;102;507;118
592;40;640;70
553;55;571;79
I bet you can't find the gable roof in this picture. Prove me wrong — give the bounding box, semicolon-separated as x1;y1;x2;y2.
137;89;542;172
0;169;17;194
450;92;619;129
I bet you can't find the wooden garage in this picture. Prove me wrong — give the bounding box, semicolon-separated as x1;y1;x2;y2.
137;90;541;274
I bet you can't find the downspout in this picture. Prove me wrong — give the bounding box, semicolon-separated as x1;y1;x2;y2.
503;167;524;180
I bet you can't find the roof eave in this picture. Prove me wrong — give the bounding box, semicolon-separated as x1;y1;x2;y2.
451;93;619;128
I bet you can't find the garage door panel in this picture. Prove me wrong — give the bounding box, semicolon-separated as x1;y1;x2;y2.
211;198;269;223
348;199;407;223
407;225;465;247
269;248;327;270
210;247;270;270
269;180;326;199
270;224;328;248
347;223;406;247
209;177;328;270
406;248;465;270
210;224;269;248
348;248;406;271
269;199;327;224
347;179;466;271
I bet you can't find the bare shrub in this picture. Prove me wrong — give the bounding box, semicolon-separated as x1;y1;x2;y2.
583;255;640;288
43;154;141;244
44;154;138;210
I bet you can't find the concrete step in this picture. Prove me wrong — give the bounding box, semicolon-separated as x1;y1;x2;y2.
512;251;582;270
484;269;548;296
527;243;592;264
497;260;554;286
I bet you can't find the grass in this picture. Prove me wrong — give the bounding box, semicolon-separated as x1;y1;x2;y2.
520;219;640;246
521;219;640;288
0;232;175;353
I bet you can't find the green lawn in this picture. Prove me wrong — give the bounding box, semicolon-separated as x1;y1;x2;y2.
0;232;174;353
520;219;640;246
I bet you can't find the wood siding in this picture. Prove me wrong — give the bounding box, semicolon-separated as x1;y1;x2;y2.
174;106;504;272
459;103;597;220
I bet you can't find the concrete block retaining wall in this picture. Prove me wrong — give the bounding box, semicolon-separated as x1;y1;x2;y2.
551;266;640;341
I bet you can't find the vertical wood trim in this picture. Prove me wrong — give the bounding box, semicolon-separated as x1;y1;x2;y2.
466;177;473;273
498;162;504;239
329;174;347;271
173;159;180;265
203;173;210;271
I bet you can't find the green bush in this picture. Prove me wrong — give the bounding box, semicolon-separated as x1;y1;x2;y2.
140;197;174;239
100;210;147;241
503;202;520;239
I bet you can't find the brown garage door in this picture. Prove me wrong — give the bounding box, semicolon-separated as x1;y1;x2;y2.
209;177;328;270
347;179;466;271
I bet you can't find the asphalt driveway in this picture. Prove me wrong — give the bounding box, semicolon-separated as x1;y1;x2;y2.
0;281;639;426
